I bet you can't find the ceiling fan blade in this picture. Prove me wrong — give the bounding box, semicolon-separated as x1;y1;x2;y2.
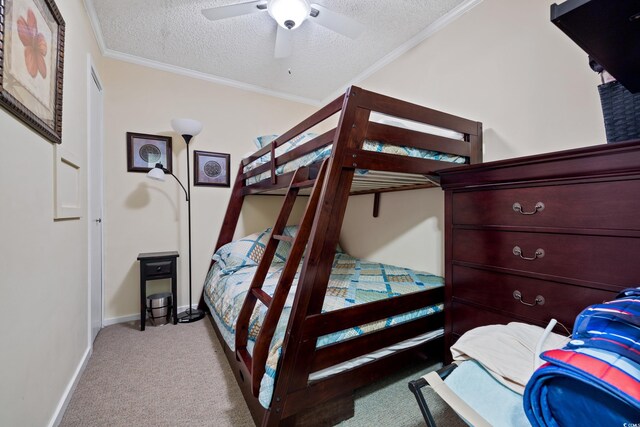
309;4;364;39
202;0;266;21
274;26;293;58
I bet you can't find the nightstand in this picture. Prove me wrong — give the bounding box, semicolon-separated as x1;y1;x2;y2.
137;251;179;331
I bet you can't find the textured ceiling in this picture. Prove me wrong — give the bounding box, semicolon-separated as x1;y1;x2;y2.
88;0;470;103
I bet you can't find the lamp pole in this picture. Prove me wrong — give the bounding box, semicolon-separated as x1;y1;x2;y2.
178;134;203;322
148;119;205;323
177;132;204;323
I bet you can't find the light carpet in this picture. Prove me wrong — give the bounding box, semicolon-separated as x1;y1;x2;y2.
60;318;464;426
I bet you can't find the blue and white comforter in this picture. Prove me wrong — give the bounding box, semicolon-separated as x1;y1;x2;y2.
244;133;467;185
202;227;443;407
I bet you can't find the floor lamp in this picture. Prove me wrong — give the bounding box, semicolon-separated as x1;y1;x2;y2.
147;118;205;323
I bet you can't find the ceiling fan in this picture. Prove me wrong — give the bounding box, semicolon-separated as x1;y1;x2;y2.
202;0;365;58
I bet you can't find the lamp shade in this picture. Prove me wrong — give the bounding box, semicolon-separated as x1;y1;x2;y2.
268;0;310;30
171;118;203;136
147;163;166;181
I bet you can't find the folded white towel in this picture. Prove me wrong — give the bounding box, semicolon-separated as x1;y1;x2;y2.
450;322;569;394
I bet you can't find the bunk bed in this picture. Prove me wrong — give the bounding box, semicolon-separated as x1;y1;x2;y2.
197;86;483;426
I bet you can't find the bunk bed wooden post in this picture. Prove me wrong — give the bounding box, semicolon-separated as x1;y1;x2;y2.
198;161;246;310
442;122;481;357
468;122;483;164
213;160;247;252
262;87;370;426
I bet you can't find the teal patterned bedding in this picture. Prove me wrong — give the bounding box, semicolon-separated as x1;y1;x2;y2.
244;133;467;185
203;226;444;408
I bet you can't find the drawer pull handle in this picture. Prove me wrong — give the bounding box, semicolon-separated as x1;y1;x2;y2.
513;290;545;307
513;246;545;260
513;202;544;215
156;266;162;272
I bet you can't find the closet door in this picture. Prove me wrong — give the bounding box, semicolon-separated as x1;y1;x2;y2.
88;62;104;344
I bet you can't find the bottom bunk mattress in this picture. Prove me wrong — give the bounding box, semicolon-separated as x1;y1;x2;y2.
203;227;444;408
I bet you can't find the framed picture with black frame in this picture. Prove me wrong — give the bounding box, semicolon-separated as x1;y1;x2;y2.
0;0;66;144
194;150;230;187
126;132;172;173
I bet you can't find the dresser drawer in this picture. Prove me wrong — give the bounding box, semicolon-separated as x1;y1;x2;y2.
144;260;173;277
452;180;640;229
452;265;615;328
452;229;640;286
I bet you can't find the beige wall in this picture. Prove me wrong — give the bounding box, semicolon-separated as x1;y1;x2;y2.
101;59;315;320
0;0;103;425
342;0;606;274
0;1;611;423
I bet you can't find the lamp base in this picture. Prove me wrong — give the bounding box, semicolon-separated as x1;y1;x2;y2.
177;308;205;323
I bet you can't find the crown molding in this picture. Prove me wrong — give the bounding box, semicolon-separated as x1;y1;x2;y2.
82;0;481;108
101;49;322;106
83;0;320;106
319;0;484;105
83;0;108;53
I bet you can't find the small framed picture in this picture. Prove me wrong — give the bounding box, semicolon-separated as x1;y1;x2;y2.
194;151;230;187
127;132;172;173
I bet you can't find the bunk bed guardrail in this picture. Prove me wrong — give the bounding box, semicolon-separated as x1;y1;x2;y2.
240;87;482;196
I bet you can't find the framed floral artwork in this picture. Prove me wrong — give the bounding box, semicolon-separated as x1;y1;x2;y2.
0;0;65;144
126;132;173;173
194;150;230;187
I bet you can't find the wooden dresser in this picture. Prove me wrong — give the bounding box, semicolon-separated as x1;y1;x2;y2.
438;140;640;357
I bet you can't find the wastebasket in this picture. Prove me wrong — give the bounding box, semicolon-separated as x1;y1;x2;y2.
146;292;172;326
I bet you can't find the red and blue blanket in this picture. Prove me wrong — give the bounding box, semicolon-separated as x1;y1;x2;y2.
524;288;640;426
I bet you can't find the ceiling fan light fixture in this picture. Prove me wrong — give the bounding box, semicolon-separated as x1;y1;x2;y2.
268;0;310;30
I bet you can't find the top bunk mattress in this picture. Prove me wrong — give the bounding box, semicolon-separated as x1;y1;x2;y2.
202;226;444;408
244;114;469;188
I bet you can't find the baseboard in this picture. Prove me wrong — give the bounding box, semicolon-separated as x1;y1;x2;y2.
102;304;197;326
48;345;92;427
102;313;139;326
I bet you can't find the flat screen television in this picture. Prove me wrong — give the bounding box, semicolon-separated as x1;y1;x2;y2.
551;0;640;93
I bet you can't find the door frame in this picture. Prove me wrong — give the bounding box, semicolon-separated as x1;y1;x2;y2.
87;54;104;346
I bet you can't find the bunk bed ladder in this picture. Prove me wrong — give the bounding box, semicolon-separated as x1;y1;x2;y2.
235;160;329;397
